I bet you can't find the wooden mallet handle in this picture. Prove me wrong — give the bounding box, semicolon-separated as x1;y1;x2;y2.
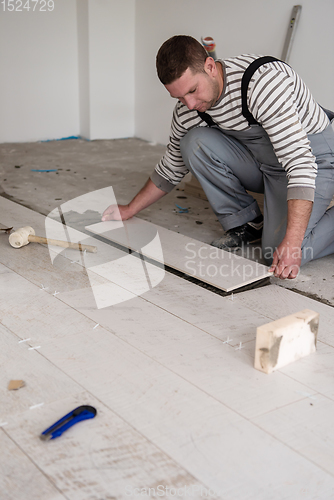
28;235;97;253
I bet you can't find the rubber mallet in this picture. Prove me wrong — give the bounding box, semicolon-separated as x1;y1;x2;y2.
9;226;97;253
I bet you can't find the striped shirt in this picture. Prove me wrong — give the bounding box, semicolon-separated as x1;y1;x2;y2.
151;54;330;201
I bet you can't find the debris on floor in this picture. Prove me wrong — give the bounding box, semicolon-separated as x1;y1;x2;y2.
31;169;58;173
8;380;26;391
175;204;189;213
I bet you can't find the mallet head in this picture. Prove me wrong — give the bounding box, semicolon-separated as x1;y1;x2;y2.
9;226;35;249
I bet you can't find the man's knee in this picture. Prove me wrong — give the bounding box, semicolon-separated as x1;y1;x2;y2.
180;127;206;166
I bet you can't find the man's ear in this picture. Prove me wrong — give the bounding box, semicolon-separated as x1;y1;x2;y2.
204;57;217;77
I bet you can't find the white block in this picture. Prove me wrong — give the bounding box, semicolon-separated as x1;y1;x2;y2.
254;309;319;374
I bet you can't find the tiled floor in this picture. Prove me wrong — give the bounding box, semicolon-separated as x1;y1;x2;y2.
1;137;333;305
1;139;334;499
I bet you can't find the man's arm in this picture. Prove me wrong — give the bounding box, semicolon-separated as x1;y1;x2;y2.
102;178;167;221
269;199;313;279
248;67;321;279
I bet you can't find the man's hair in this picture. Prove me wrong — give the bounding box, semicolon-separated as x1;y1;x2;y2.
156;35;208;85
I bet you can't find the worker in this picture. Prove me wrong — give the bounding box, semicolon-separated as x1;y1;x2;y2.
102;35;334;280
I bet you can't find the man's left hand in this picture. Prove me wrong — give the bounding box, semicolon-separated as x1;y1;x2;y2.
268;199;313;280
269;238;301;279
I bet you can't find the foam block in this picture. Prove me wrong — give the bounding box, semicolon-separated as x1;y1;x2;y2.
254;309;319;374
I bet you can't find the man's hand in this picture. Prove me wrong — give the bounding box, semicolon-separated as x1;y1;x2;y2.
269;237;302;279
102;204;132;221
269;199;313;280
101;178;167;222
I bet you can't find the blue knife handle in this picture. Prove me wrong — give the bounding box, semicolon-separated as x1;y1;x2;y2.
41;405;97;440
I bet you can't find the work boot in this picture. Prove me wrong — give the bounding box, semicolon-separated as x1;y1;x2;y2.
211;215;263;249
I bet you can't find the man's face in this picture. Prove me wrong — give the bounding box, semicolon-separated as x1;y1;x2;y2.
165;60;222;112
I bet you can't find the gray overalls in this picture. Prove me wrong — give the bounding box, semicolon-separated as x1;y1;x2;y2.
179;56;334;266
180;119;334;265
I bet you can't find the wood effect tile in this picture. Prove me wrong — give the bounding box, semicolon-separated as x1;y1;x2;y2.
0;431;66;500
55;284;320;420
253;395;334;477
12;332;334;500
4;393;206;500
236;285;334;346
86;218;271;292
0;323;82;420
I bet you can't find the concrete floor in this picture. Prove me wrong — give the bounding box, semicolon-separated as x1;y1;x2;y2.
1;137;333;306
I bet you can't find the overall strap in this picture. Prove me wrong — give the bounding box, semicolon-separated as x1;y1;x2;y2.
241;56;283;125
197;56;285;127
197;110;216;127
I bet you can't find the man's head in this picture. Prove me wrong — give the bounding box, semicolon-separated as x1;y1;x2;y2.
156;35;223;113
156;35;208;85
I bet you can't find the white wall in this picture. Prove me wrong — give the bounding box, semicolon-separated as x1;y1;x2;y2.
77;0;90;139
0;0;79;143
1;0;333;144
135;0;334;145
0;0;135;143
87;0;135;140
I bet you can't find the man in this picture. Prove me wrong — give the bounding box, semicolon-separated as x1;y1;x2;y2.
103;35;334;280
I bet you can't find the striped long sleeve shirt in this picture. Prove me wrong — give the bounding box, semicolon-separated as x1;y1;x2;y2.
151;54;329;202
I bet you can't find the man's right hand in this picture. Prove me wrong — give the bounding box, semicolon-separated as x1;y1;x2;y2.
102;204;133;221
101;178;168;223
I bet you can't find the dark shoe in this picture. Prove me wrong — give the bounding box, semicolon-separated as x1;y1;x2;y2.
211;217;263;249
